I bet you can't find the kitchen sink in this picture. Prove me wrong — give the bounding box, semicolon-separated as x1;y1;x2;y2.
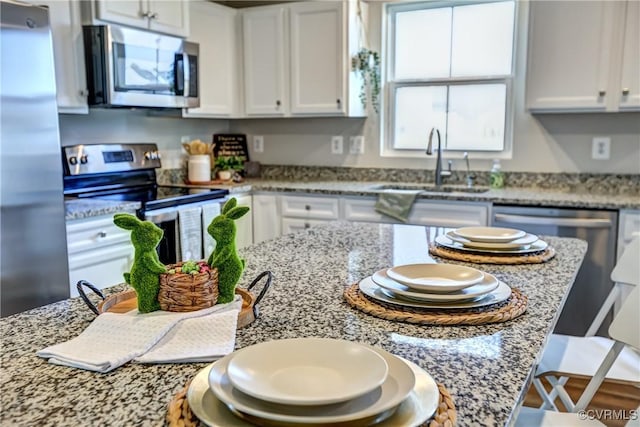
369;184;490;194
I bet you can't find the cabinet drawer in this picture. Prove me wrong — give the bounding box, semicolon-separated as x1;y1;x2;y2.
66;215;131;255
280;195;339;219
68;243;134;297
281;218;333;235
409;201;489;227
342;197;395;223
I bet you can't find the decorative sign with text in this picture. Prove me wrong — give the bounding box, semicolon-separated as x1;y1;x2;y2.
213;134;249;163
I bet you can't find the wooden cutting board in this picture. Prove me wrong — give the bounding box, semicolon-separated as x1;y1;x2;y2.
97;288;258;329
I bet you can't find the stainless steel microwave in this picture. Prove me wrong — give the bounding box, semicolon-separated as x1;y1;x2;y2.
83;24;199;109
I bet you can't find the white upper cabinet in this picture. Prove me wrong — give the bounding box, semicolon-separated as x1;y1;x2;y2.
24;0;88;114
289;1;343;115
90;0;189;37
243;6;288;116
183;1;240;118
241;0;365;117
619;1;640;110
526;1;639;112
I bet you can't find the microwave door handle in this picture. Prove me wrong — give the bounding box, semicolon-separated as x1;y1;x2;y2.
174;53;185;95
182;53;191;98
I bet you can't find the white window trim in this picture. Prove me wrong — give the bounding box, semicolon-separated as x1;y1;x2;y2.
380;0;520;160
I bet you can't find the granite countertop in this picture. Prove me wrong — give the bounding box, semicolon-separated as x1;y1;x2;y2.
167;179;640;210
0;222;587;427
65;198;140;221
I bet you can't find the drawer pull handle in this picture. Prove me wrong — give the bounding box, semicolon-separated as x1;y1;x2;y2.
97;231;107;238
304;222;310;229
622;88;630;96
598;90;606;97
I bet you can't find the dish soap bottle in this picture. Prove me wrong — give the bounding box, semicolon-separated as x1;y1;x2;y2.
490;159;504;189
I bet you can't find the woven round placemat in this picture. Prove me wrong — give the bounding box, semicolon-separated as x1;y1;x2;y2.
167;379;457;427
344;283;527;326
429;243;556;265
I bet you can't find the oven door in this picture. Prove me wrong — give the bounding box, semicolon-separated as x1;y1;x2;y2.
143;208;180;265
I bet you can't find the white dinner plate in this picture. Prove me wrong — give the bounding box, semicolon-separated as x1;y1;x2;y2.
435;235;549;255
188;352;439;427
372;269;499;302
453;226;526;243
225;338;388;406
446;231;539;250
385;263;484;292
359;276;512;309
209;344;421;425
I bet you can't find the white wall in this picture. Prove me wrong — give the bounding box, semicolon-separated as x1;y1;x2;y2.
228;0;640;174
59;1;640;174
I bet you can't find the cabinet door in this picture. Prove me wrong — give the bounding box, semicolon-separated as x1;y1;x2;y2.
526;1;616;112
619;1;640;110
409;201;489;227
243;6;288;116
234;195;254;249
95;0;147;29
147;0;189;37
289;2;344;115
280;195;340;219
184;1;238;118
253;194;281;244
23;0;88;114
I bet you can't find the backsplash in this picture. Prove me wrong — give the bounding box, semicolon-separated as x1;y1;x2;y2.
159;165;640;195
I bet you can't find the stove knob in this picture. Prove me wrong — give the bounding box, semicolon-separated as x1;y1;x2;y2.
80;155;88;164
144;151;152;160
69;156;78;165
155;151;161;160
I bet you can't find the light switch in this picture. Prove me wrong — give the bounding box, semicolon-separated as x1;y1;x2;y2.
349;136;365;154
253;135;264;153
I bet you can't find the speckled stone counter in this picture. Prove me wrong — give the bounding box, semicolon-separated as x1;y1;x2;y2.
65;199;140;220
0;222;586;427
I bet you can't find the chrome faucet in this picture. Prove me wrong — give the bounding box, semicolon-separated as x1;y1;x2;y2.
463;152;476;188
426;128;451;186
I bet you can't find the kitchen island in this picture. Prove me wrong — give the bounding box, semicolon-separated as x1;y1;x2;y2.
0;222;587;427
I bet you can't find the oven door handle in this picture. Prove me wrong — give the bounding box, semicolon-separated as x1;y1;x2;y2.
494;213;613;229
174;53;185;96
145;209;178;223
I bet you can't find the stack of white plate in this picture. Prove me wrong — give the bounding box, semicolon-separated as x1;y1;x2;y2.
435;226;548;254
186;338;441;426
359;263;512;309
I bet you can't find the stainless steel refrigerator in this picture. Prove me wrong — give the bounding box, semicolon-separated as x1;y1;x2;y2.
1;0;70;316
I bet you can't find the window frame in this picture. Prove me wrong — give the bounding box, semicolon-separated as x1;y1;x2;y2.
381;0;518;160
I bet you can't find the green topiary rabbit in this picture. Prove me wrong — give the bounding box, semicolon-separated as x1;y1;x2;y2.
113;213;166;313
207;198;250;304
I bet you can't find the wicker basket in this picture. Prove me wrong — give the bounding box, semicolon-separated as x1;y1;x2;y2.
158;262;219;312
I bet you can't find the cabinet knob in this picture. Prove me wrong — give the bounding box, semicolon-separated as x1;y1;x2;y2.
305;205;311;211
149;12;158;19
140;10;150;18
276;100;281;108
336;99;341;107
622;88;630;96
304;222;310;229
598;90;606;97
97;231;107;238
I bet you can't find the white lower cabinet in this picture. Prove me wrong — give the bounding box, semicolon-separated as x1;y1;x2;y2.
252;194;281;244
279;194;340;234
234;194;254;249
615;209;640;314
342;197;490;227
66;214;133;297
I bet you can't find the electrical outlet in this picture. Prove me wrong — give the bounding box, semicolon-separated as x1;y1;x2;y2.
349;136;365;154
253;135;264;153
331;136;343;154
592;137;610;160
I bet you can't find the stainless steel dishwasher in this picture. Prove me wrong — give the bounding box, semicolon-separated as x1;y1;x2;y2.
492;205;618;337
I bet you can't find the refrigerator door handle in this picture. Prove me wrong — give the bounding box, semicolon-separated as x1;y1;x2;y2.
493;213;613;229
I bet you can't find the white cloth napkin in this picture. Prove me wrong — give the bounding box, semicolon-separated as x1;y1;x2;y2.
202;201;221;257
37;296;241;373
178;206;203;261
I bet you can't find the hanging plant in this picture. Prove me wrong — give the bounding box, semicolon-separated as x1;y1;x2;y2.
352;48;381;114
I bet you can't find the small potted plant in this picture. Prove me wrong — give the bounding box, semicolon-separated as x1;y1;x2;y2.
215;156;244;181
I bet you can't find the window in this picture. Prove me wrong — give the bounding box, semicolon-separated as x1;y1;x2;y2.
383;0;516;157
